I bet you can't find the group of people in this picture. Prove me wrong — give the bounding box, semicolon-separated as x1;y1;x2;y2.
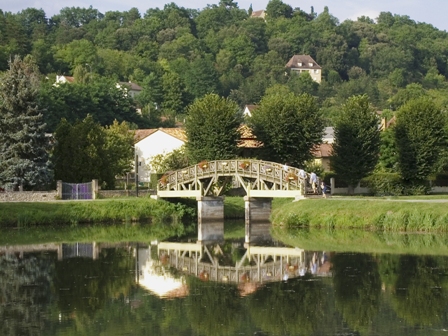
309;171;329;197
283;163;329;198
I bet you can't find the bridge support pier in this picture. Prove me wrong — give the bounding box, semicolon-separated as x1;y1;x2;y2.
244;197;272;243
197;196;225;242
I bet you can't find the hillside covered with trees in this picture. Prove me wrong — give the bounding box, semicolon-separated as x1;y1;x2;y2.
1;0;448;127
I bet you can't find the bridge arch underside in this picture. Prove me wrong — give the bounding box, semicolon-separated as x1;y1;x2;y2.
157;160;306;199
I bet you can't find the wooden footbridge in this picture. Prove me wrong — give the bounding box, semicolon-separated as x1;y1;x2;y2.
157;159;307;199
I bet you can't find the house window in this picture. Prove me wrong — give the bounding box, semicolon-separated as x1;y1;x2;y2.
298;62;302;66
314;69;319;74
309;62;313;67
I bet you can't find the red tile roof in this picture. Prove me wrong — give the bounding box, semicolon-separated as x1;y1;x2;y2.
312;143;333;158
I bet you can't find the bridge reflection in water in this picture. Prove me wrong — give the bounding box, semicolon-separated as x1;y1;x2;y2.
136;237;332;298
0;231;331;299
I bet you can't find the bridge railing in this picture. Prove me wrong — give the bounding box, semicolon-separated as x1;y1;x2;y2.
159;160;308;189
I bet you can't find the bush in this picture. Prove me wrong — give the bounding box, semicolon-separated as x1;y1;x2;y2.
431;172;448;187
363;173;404;196
150;173;163;189
321;171;336;185
401;180;431;195
364;173;431;196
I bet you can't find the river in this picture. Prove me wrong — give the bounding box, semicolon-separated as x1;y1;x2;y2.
1;222;448;335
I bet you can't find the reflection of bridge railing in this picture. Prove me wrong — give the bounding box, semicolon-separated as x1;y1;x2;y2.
157;160;307;198
158;242;306;284
0;242;131;260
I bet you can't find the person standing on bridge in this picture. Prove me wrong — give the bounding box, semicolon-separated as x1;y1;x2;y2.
310;171;317;194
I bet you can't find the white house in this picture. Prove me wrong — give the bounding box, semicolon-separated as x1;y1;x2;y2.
285;55;322;83
117;81;143;99
134;128;187;182
322;127;334;144
55;75;74;85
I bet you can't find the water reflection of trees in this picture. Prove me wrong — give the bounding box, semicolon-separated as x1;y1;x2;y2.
247;276;325;335
185;277;243;336
0;253;55;336
55;248;135;316
332;253;381;332
392;255;445;326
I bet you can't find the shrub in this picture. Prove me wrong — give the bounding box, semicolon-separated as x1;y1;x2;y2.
363;173;403;196
431;172;448;187
401;180;431;195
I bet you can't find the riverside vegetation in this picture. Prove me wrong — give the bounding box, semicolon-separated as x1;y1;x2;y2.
0;197;196;228
2;196;448;233
271;198;448;232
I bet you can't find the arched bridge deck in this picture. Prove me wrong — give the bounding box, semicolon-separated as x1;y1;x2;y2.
157;159;307;198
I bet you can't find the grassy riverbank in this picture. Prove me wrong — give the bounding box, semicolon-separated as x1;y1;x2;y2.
3;196;447;232
271;199;448;232
0;198;195;228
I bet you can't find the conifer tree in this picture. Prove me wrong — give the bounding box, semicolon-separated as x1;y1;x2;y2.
0;56;52;190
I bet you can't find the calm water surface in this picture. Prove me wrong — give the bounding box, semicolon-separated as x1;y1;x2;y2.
1;228;448;335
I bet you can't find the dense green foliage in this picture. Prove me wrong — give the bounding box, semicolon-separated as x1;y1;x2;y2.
185;93;242;162
39;74;148;131
2;3;448;124
52;116;134;188
249;92;324;166
331;95;381;191
394;98;448;182
0;56;52;190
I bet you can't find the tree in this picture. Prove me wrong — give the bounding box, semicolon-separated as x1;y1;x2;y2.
162;71;187;117
287;71;319;96
249;92;324;167
331;95;380;193
52;116;134;189
377;127;398;172
53;116;106;185
103;120;135;188
265;0;293;19
185;94;242;162
394;98;448;183
0;56;52;190
39;77;144;132
149;145;190;173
